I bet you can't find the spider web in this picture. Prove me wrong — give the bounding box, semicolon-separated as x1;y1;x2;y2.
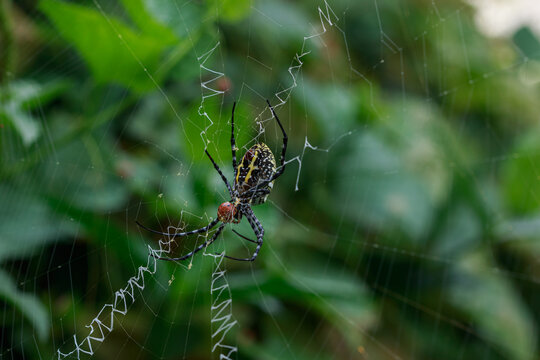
1;0;540;359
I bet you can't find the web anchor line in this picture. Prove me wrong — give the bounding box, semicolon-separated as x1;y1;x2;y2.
197;42;226;150
267;1;359;191
207;253;238;360
274;0;338;108
56;235;177;359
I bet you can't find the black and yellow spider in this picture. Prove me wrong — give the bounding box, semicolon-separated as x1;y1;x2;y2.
137;100;287;261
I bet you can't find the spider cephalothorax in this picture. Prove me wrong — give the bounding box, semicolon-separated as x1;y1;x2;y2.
137;100;287;262
217;202;237;223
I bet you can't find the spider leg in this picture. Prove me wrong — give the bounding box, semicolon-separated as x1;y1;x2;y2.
222;207;264;261
152;224;225;261
249;211;265;261
205;149;234;197
266;99;288;182
136;218;219;239
230;102;237;176
231;229;258;244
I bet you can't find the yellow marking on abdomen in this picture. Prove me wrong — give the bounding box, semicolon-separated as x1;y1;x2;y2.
243;150;259;185
235;163;242;184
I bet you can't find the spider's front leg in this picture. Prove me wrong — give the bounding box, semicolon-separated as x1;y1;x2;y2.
205;149;234;198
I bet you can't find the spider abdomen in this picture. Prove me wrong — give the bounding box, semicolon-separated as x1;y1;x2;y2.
235;143;276;205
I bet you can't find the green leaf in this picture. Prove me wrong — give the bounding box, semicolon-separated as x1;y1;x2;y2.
209;0;252;22
2;102;40;145
501;127;540;214
334;98;460;244
40;0;173;92
494;214;540;258
0;269;50;341
230;264;376;354
432;204;482;257
513;27;540;61
0;184;76;262
299;78;357;139
141;0;207;38
337;131;435;241
0;79;70;145
119;0;176;42
42;135;130;212
496;215;540;242
252;0;311;42
286;266;376;330
48;196;149;266
447;253;537;360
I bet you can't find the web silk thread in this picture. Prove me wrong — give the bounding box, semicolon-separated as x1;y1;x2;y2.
208;253;238;359
197;42;226;147
273;1;356;191
56;238;175;359
274;0;338;108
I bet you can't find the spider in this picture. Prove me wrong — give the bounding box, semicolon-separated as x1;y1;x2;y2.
136;100;287;262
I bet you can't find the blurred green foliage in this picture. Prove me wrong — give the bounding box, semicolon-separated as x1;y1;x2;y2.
1;0;540;359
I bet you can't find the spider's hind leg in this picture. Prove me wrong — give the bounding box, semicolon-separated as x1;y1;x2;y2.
220;207;264;262
231;229;257;244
